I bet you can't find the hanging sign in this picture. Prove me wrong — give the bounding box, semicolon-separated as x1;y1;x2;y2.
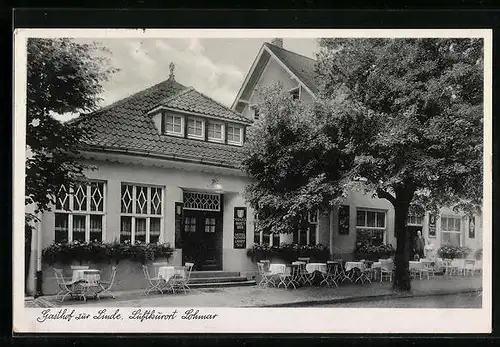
338;205;350;235
234;207;247;249
428;214;436;238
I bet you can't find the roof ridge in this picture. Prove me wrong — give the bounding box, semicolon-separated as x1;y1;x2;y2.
264;42;317;63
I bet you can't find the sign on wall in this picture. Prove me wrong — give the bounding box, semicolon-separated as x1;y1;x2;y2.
174;202;183;248
338;205;350;235
428;214;436;238
233;207;247;249
469;216;476;239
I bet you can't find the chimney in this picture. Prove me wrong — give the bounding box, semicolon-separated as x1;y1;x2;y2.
270;38;283;48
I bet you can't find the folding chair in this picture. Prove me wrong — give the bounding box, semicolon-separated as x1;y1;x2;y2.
257;262;275;287
277;266;298;289
171;262;194;294
142;265;166;295
320;262;339;287
54;268;83;302
98;266;117;299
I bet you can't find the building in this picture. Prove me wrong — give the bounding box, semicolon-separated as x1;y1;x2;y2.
27;39;482;295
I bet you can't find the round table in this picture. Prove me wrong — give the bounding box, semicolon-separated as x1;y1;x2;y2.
306;263;327;274
269;263;287;275
72;269;100;283
158;266;185;281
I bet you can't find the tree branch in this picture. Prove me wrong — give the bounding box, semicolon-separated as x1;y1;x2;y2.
376;188;396;207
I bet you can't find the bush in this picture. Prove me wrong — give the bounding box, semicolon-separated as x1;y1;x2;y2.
246;243;330;263
437;245;471;260
474;248;483;260
354;242;395;261
42;240;174;265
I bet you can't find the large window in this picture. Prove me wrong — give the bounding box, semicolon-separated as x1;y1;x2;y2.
356;209;386;246
120;184;163;243
441;216;462;247
207;121;224;142
227;124;243;145
54;182;106;243
292;211;319;245
187;117;204;139
407;214;424;226
164;113;184;136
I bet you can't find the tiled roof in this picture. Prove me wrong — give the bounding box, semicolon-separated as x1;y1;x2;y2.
73;78;248;169
155;87;251;124
264;42;319;94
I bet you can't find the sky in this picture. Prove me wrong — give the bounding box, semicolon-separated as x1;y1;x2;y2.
57;38;319;122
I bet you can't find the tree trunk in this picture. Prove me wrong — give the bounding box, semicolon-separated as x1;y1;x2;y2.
393;201;411;291
25;224;32;294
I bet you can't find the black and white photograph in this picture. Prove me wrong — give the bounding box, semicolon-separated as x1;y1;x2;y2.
13;29;491;333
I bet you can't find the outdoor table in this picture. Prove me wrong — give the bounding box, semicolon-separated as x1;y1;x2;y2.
158;266;185;282
72;269;100;283
269;263;287;275
306;263;328;286
372;262;381;269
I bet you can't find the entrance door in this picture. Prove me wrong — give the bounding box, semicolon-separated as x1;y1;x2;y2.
182;210;222;271
408;225;422;260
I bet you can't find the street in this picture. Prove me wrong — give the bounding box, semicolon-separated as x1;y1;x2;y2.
323;292;482;308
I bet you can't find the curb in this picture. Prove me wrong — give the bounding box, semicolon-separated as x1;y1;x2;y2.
257;288;482;307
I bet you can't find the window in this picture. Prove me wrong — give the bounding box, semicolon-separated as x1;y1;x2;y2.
184;217;196;233
407;214;424;226
292;211;319;245
54;182;106;243
289;87;300;100
187;117;204;139
356;209;386;246
227;124;243;145
120;184;163;243
205;218;216;233
207;121;224;142
250;105;260;121
164;113;184;136
441;216;462;247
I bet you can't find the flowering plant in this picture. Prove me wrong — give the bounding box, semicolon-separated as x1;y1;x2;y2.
42;240;174;265
437;245;471;260
246;243;330;263
354;242;395;261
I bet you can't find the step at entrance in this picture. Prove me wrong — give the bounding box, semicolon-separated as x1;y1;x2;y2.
187;270;256;288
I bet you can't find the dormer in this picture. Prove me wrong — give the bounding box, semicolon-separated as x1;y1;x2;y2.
148;87;252;147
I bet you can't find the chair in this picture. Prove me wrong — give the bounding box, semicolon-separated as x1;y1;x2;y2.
380;261;394;283
421;261;436;279
79;270;103;302
321;262;339;287
142;265;166;295
297;262;314;286
444;259;458;276
463;259;476;276
172;262;194;294
474;260;482;275
98;266;117;299
277;266;298;289
257;262;275;287
54;268;82;302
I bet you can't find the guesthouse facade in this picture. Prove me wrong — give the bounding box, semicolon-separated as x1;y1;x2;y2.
26;39;483;295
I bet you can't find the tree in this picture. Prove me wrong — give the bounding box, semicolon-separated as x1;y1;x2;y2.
315;38;483;290
243;38;483;292
26;38;118;213
242;84;353;239
25;38;118;289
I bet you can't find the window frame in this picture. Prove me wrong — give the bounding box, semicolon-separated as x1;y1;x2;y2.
226;124;243;146
163;113;185;137
54;181;107;243
207;121;225;143
250;104;260;121
120;183;164;244
440;215;463;247
289;86;300;101
356;208;387;245
186;116;205;140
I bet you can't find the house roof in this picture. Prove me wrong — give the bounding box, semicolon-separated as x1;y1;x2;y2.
263;42;319;94
152;87;251;124
72;78;248;169
231;41;319;110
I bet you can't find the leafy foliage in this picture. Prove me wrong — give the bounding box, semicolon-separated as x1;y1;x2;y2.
437;245;471;260
242;84;353;235
42;240;174;265
26;38;118;213
246;243;330;263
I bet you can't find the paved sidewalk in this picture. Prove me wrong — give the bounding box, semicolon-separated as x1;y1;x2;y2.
26;275;482;308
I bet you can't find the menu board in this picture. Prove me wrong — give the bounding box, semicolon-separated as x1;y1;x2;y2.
233;207;247;249
428;214;436;238
338;205;350;235
174;202;183;248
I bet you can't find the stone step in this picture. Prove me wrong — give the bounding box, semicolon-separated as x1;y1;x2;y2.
188;280;256;289
188;276;249;284
189;271;240;279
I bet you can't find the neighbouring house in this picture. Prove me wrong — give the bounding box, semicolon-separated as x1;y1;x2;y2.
231;38;483;259
26;38;482;295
